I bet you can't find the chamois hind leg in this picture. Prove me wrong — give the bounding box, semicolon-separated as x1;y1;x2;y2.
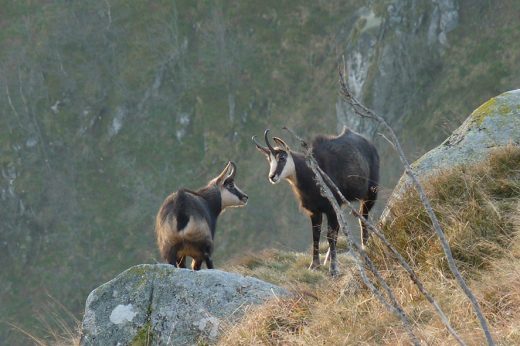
309;213;323;270
360;187;377;247
326;213;340;277
167;247;179;267
167;245;187;268
204;253;214;269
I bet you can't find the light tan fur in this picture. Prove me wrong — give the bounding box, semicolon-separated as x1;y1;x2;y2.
156;214;212;262
155;161;247;269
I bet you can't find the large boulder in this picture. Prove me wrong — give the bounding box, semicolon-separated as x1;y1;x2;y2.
382;89;520;222
80;264;289;345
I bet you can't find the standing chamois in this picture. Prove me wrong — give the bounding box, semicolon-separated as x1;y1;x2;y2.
253;128;379;276
155;161;248;270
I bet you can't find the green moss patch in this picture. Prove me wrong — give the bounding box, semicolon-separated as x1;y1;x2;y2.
471;97;497;125
130;322;154;346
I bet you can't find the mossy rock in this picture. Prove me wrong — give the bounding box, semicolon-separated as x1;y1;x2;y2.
382;89;520;223
80;264;289;345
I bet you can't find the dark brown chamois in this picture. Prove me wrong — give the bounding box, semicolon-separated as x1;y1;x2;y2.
253;128;379;276
155;161;248;270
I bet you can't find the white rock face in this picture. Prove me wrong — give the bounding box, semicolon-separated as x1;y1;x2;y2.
80;264;288;345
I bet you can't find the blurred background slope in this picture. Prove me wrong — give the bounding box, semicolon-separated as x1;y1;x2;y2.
0;1;518;343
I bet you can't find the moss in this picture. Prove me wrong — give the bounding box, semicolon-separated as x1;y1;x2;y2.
498;104;512;115
131;322;154;346
471;93;515;125
126;266;152;289
131;300;154;346
472;97;497;125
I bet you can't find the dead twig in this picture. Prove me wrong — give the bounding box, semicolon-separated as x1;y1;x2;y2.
338;65;495;346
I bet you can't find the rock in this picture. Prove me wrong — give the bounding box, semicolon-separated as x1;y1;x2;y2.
381;89;520;223
80;264;289;345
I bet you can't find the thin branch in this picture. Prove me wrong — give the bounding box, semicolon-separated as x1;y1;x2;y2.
312;160;465;345
284;126;420;346
338;67;495;346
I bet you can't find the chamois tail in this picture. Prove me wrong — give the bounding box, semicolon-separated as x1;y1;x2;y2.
172;189;190;232
157;189;192;232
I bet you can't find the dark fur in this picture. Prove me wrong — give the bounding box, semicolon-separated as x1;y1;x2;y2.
257;128;379;275
155;163;247;270
293;128;379;217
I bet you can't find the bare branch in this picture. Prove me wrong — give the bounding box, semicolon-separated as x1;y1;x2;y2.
284;126;420;346
314;161;465;345
338;68;495;346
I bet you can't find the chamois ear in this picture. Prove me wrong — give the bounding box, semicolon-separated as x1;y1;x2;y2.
272;137;290;151
215;161;232;185
227;161;237;179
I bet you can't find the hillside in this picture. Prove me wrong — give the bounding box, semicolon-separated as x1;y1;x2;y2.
221;146;520;345
1;1;519;343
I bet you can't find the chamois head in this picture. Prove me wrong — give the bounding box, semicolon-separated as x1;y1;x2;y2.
212;161;248;208
253;129;296;184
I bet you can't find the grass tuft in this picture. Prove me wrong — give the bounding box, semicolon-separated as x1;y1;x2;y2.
8;294;81;346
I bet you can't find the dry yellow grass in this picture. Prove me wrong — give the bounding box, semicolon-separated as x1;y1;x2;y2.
220;146;520;345
10;295;81;346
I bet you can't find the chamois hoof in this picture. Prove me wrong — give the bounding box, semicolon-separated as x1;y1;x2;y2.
329;269;340;278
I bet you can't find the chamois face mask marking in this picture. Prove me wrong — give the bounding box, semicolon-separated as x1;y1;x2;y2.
220;179;248;208
268;150;295;184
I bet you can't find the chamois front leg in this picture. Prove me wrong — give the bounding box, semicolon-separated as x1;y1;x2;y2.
327;214;339;277
177;256;186;268
309;213;322;270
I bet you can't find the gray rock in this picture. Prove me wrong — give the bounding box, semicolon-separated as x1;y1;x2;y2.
381;89;520;222
80;264;289;345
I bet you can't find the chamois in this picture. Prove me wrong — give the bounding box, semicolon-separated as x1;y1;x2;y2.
155;161;248;270
253;128;379;276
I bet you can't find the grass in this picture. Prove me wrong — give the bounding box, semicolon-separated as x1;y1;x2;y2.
8;295;81;346
218;146;520;345
22;146;520;345
377;145;520;275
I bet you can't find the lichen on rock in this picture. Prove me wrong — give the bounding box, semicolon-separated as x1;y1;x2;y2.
80;264;289;345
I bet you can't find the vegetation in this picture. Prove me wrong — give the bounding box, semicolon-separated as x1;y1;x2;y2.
219;147;520;345
2;1;520;344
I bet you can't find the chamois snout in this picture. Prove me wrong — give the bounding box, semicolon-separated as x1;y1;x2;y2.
216;161;249;208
